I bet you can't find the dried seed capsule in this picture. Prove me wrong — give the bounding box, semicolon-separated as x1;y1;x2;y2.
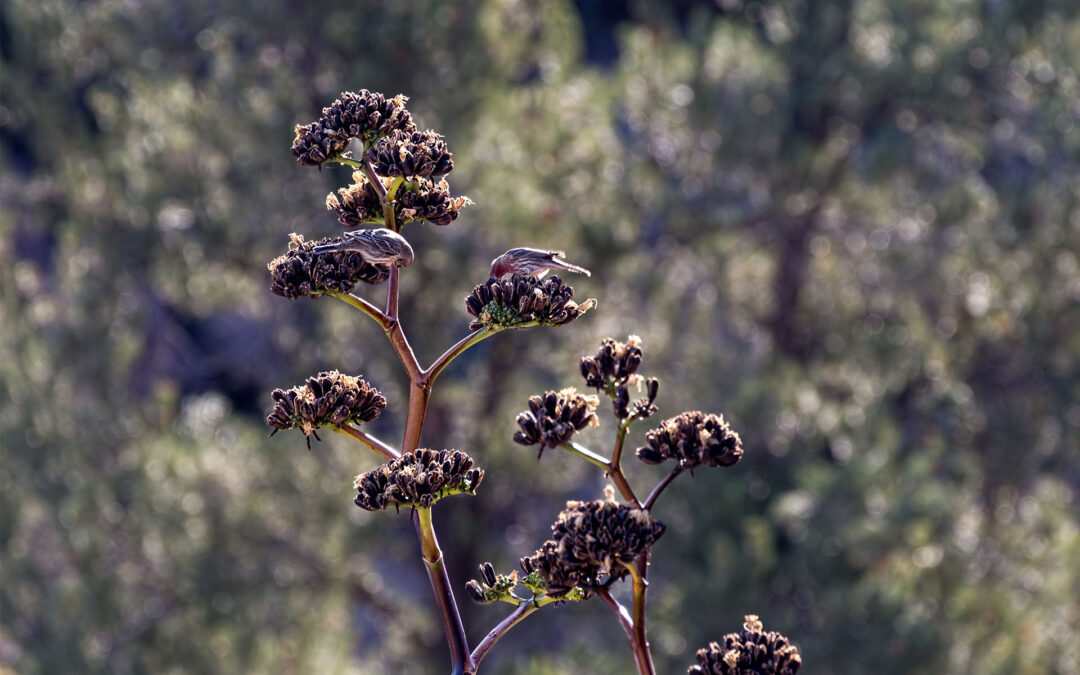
464;274;594;331
268;233;390;300
266;371;386;448
521;500;665;598
635;411;743;470
465;579;487;603
353;449;484;512
291;89;414;167
687;615;802;675
480;562;497;587
512;389;599;456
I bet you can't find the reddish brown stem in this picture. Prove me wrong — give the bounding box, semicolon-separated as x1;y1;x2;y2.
610;423;641;507
643;467;682;511
468;602;535;671
385;265;400;319
415;508;473;674
334;424;399;461
596;587;651;675
630;555;655;675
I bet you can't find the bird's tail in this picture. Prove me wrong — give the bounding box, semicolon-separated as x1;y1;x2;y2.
555;259;591;276
311;242;343;254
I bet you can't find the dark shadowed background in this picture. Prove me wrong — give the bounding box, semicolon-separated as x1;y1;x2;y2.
2;1;1079;673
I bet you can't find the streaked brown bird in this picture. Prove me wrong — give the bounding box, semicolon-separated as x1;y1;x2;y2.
489;248;591;279
312;228;415;268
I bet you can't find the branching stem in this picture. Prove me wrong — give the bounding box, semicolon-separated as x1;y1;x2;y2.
329;292;392;329
605;413;642;506
643;466;683;511
468;602;538;671
426;327;501;386
559;441;611;471
415;508;472;674
597;587;652;675
331;424;399;461
626;557;655;675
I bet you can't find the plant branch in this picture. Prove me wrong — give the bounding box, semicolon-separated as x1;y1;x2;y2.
402;381;430;453
385;176;405;204
643;466;683;511
330;156;365;170
425;327;501;386
363;155;397;232
331;424;399;461
416;507;473;674
597;587;651;675
468;602;538;671
385;265;401;319
387;323;422;384
559;441;612;472
627;557;656;675
608;422;641;506
328;291;392;329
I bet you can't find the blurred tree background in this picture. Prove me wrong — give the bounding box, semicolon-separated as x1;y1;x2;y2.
2;0;1079;672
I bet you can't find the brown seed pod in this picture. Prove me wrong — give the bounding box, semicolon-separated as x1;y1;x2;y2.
635;411;743;470
580;335;644;390
290;90;415;166
353;449;484;512
465;274;593;331
367;129;454;179
266;370;387;448
513;389;599;457
268;233;390;300
521;500;665;598
687;615;802;675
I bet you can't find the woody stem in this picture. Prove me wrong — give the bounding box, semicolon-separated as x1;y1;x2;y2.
609;421;641;506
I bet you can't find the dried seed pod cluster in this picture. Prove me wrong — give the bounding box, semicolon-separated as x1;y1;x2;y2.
581;336;660;420
466;274;592;331
327;173;471;228
367;129;454;179
688;615;802;675
397;178;472;226
354;449;485;511
613;376;660;420
520;500;666;598
513;389;599;455
268;233;390;299
291;90;414;166
267;370;387;447
327;172;390;227
636;411;743;470
580;336;644;389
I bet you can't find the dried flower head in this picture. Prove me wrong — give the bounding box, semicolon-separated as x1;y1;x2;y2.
354;449;484;511
268;233;391;299
466;274;595;331
291;90;414;166
328;173;471;228
513;389;599;456
688;615;802;675
290;121;351;168
367;129;454;179
521;499;665;597
396;177;472;226
327;172;390;228
636;411;743;470
267;370;387;448
580;336;643;389
613;376;660;420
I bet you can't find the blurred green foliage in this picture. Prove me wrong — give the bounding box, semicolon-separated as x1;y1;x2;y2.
2;0;1079;673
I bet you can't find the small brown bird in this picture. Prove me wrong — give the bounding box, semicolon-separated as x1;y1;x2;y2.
489;248;591;279
312;228;415;268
